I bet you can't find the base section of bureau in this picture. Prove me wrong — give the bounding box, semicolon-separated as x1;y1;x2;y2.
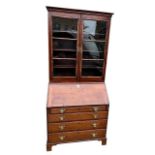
46;138;107;151
46;105;109;151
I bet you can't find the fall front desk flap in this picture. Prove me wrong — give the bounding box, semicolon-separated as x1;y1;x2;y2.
47;82;109;107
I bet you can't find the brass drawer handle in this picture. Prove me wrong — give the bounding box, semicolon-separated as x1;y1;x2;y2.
60;108;65;114
59;125;64;131
59;135;65;141
93;107;99;112
92;123;97;128
93;114;98;119
92;133;97;138
59;116;64;121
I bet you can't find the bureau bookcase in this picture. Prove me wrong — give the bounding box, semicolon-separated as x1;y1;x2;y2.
46;6;113;151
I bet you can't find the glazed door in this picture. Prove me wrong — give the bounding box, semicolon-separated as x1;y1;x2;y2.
79;15;110;81
49;12;80;81
49;12;110;82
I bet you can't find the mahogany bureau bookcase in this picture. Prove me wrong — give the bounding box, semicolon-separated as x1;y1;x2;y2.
46;6;113;151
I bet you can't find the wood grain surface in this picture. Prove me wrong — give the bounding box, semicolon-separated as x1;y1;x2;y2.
47;83;109;107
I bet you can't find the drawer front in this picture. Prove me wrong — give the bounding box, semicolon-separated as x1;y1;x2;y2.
48;129;106;143
47;105;109;114
48;119;107;132
48;111;108;123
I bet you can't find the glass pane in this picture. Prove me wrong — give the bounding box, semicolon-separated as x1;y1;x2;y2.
52;17;77;77
53;17;77;36
53;50;76;58
82;20;106;76
53;59;76;67
82;60;103;76
53;39;76;49
82;68;102;76
83;51;103;59
82;60;103;68
83;20;106;40
83;41;105;57
54;68;75;76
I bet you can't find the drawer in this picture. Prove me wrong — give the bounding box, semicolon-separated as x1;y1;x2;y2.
48;119;107;132
48;111;108;123
48;129;106;143
47;105;109;114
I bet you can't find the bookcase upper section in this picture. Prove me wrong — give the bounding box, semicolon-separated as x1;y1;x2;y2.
46;7;113;82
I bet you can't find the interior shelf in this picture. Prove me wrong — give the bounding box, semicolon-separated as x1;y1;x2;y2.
53;37;77;41
53;49;76;52
53;58;76;60
82;58;104;61
53;65;76;68
83;32;105;36
83;50;103;52
53;30;77;33
82;65;103;69
83;39;106;42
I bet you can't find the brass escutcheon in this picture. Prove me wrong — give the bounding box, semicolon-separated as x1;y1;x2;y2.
59;136;65;141
60;108;65;113
92;123;97;128
59;116;64;121
93;107;99;112
92;133;97;138
59;125;64;130
93;114;98;119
